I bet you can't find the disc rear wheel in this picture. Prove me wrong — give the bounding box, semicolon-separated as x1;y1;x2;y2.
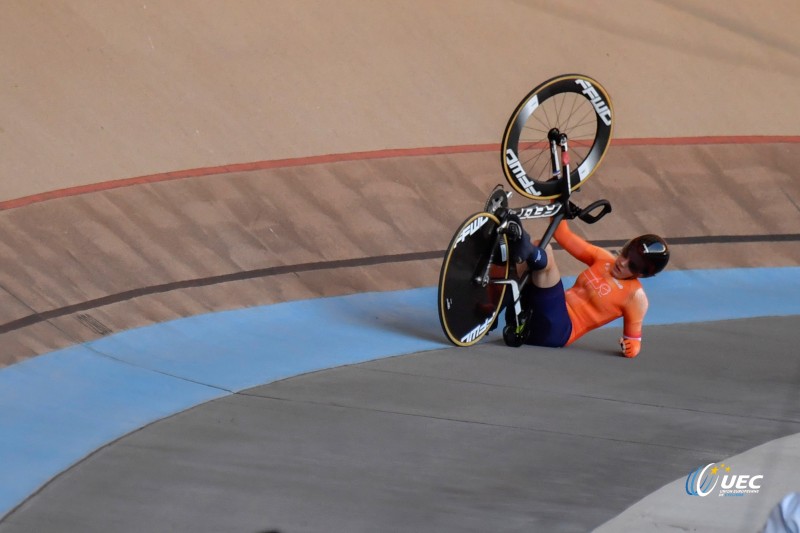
438;212;509;346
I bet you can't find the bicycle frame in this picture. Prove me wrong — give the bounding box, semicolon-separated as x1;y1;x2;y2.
475;130;571;286
437;74;614;347
503;130;572;330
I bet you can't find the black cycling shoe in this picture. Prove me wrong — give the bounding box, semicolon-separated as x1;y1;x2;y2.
502;213;531;263
503;309;531;348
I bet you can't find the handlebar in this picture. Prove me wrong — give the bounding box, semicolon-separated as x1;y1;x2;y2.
567;199;612;224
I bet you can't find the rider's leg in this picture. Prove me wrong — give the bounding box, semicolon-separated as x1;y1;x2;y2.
508;216;548;272
503;220;551;333
520;277;573;347
503;217;571;346
501;220;548;332
514;237;548;271
514;243;572;347
529;243;561;289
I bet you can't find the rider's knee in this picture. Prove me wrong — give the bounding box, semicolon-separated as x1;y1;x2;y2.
542;244;555;270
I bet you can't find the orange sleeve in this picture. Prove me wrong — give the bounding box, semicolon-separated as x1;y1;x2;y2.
620;288;648;357
622;287;648;338
553;220;597;265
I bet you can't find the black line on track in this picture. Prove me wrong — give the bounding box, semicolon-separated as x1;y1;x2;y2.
2;233;798;335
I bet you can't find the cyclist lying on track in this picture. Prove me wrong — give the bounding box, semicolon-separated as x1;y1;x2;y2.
499;215;669;358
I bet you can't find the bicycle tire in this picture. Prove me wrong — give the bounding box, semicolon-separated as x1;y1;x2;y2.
501;74;614;200
438;212;509;346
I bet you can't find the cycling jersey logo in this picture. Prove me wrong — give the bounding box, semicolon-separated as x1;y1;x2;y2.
505;149;542;196
686;463;764;497
583;268;611;297
575;79;612;126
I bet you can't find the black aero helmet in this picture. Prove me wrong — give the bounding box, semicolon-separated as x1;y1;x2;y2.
620;234;669;278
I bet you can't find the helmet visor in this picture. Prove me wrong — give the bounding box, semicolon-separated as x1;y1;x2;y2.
622;238;668;277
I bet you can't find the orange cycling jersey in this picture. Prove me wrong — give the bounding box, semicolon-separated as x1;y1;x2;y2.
554;221;648;352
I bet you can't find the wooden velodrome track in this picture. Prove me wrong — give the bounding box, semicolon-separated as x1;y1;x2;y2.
1;2;799;531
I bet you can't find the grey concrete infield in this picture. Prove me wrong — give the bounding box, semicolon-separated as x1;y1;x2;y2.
2;316;798;532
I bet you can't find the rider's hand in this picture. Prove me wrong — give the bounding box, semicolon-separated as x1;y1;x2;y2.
619;336;641;358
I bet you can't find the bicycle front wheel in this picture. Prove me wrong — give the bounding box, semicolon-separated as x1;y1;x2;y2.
501;74;614;200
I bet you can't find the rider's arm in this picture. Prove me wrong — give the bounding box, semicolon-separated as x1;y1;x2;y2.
553;220;598;265
619;288;648;358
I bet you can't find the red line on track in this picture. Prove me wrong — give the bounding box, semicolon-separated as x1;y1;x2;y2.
2;135;799;211
612;135;800;146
